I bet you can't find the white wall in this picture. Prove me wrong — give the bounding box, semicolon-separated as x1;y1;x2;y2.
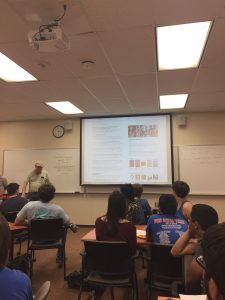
1;112;225;225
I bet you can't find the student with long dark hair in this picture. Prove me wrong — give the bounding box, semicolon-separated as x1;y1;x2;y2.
95;191;137;255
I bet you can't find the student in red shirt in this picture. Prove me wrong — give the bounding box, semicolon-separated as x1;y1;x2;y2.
95;190;137;255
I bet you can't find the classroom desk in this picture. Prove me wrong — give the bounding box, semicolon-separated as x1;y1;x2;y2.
81;224;149;245
8;222;28;260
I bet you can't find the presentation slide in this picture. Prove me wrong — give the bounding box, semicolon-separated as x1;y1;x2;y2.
81;114;173;185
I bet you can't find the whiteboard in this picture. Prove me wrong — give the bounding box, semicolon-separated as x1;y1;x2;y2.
3;148;81;193
179;145;225;195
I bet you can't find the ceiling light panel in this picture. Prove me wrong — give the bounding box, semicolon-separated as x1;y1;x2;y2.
157;21;212;71
45;101;84;114
160;94;188;109
0;52;37;82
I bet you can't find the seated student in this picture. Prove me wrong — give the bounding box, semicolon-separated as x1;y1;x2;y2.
171;204;218;294
15;184;73;226
172;180;192;222
201;222;225;300
0;183;28;217
120;184;145;225
15;184;77;265
133;183;151;222
95;190;136;255
0;213;33;300
146;194;188;244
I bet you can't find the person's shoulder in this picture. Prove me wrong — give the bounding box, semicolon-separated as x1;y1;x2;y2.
2;267;30;281
15;195;27;202
121;219;136;229
50;202;64;211
27;170;35;176
174;214;187;222
0;199;6;208
95;216;105;224
182;199;192;206
150;213;161;219
140;198;149;204
25;200;40;208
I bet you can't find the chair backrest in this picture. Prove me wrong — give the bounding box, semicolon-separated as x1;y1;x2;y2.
35;281;51;300
29;218;64;243
4;211;19;222
83;240;131;276
150;243;184;281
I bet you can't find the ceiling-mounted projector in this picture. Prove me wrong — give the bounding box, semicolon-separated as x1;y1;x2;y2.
28;25;70;52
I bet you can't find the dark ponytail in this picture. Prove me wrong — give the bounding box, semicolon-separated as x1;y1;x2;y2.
106;191;127;236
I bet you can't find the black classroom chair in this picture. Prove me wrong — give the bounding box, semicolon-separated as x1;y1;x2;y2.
27;218;67;279
147;243;185;298
78;240;138;300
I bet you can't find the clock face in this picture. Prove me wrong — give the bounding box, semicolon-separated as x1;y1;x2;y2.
52;125;65;138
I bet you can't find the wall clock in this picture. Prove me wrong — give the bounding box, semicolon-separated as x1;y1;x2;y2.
52;125;65;138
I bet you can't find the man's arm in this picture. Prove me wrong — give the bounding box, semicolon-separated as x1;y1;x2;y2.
146;231;154;242
171;229;198;256
21;181;28;198
2;177;8;189
183;202;193;221
146;216;154;242
45;172;51;185
186;259;203;294
14;204;28;225
15;216;21;225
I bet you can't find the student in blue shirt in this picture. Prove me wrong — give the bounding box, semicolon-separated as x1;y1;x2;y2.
0;213;33;300
146;194;188;244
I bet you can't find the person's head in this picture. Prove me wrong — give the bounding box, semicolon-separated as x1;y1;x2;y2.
6;182;19;196
35;161;44;174
133;183;143;198
120;184;135;201
172;181;190;199
189;204;218;234
202;223;225;300
0;214;11;268
107;191;127;220
38;184;55;203
106;191;127;236
158;194;178;215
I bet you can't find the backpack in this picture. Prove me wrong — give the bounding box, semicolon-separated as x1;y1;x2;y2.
66;270;102;293
8;254;30;275
66;270;83;289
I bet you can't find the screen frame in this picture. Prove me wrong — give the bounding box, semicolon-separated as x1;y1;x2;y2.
80;113;174;186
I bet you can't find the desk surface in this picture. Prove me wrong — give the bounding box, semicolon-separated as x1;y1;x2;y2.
81;224;149;245
8;222;28;231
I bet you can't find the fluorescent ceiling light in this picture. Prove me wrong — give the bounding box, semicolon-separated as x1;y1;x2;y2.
160;94;188;109
46;101;84;114
0;52;37;82
157;21;212;70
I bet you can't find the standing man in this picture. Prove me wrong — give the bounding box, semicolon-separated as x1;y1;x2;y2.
22;161;51;201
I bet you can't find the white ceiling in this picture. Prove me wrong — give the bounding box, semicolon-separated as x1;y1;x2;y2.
0;0;225;121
